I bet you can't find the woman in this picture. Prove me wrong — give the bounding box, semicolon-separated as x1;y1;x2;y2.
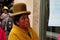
8;3;39;40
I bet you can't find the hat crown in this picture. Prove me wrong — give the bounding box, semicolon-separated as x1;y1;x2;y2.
3;6;8;10
10;3;30;17
13;3;27;13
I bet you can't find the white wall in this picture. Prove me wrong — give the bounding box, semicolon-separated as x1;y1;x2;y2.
33;0;40;37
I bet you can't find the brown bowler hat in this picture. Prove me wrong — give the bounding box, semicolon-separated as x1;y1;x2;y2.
10;3;30;17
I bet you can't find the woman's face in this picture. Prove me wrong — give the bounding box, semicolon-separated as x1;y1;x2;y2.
16;14;30;29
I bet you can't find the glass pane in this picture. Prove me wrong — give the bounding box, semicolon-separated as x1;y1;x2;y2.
48;0;60;26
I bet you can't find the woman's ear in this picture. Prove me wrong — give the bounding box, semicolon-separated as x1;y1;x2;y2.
16;21;19;25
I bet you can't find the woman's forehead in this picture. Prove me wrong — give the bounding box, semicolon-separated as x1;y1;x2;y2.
21;14;28;17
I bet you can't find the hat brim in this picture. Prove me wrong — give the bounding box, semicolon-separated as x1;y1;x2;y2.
10;11;30;17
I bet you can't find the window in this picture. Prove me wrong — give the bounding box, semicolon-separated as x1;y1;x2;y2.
48;0;60;26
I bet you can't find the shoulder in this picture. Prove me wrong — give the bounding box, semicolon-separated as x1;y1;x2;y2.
8;32;19;40
8;26;21;40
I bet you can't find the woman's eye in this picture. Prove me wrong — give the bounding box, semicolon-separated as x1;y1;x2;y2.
22;17;25;19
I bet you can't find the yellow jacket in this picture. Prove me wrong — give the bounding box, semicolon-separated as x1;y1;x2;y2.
8;25;39;40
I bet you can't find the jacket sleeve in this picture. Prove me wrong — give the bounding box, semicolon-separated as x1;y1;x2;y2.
8;33;19;40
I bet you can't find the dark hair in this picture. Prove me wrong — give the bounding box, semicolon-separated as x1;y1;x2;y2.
3;9;9;13
13;14;23;26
